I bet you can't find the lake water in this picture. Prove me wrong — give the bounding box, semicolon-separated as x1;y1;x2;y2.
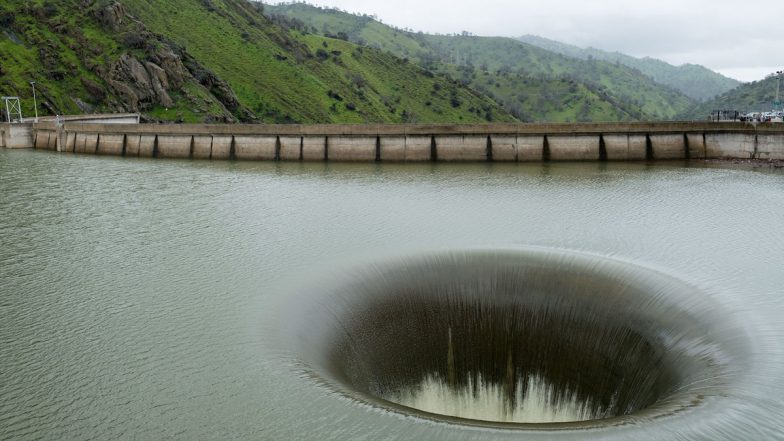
1;149;783;440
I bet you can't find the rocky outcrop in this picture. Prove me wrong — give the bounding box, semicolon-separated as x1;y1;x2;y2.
81;77;106;101
96;2;127;32
149;47;185;89
2;0;244;122
194;68;256;122
145;62;173;107
95;3;189;112
106;77;139;111
179;51;241;112
104;54;174;110
92;2;244;119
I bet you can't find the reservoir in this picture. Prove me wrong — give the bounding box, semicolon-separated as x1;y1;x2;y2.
1;149;783;440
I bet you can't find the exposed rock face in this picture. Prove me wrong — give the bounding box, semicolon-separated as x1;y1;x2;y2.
180;52;241;111
76;1;243;121
81;77;106;101
106;77;140;111
96;2;127;32
150;47;186;89
105;54;174;110
145;62;172;107
95;3;189;112
90;2;243;119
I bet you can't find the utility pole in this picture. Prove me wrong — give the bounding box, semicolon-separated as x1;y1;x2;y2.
776;70;783;111
30;81;38;122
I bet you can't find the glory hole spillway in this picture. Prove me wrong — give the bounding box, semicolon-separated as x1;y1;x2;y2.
0;123;783;441
286;249;746;430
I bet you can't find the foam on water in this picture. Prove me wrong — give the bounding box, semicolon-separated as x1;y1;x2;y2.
388;373;596;423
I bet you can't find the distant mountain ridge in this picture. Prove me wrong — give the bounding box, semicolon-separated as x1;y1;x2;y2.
265;2;699;122
518;35;740;101
683;74;782;119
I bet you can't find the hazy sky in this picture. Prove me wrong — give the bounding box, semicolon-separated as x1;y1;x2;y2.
272;0;783;82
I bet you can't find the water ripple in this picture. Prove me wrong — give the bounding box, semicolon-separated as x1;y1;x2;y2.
1;151;783;440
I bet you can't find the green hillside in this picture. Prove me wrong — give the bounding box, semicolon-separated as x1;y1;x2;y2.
420;35;693;120
0;0;242;122
265;3;430;58
0;0;511;123
683;74;782;119
266;2;697;122
518;35;740;102
453;67;634;122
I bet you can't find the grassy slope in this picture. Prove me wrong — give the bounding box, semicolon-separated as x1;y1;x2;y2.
266;2;696;121
420;35;694;120
684;74;781;119
121;0;513;123
444;66;633;122
518;34;740;102
0;0;232;122
266;3;430;57
0;0;510;123
0;0;117;117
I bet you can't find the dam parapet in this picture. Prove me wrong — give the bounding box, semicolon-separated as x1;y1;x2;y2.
13;119;784;161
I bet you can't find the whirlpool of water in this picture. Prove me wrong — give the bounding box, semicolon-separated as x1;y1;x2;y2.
284;249;748;432
1;150;782;440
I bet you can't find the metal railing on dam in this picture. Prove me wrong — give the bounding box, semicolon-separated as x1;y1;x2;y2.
13;121;784;161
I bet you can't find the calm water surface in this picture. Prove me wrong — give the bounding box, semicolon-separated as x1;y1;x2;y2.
1;149;783;440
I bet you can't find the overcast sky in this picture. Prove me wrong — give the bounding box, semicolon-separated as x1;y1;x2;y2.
272;0;783;82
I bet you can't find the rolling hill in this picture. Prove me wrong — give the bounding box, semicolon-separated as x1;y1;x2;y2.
0;0;512;123
683;73;782;119
265;2;699;122
518;35;740;102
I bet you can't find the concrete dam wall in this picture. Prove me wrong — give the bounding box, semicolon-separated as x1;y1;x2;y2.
0;123;34;149
22;121;784;162
2;115;138;150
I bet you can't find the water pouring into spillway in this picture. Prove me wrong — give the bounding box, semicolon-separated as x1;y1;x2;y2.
285;248;748;430
388;369;601;423
3;152;782;440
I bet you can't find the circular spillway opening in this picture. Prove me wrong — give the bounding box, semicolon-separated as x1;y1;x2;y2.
338;298;674;424
288;249;741;427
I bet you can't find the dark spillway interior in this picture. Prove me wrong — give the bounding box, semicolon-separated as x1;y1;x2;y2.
334;296;675;421
320;254;686;423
